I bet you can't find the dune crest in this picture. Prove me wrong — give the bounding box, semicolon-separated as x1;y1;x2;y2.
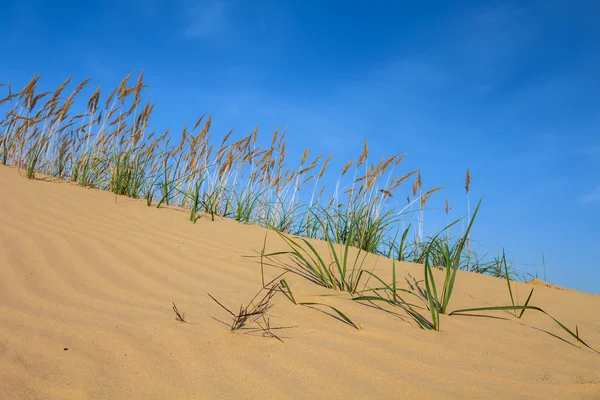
525;278;569;291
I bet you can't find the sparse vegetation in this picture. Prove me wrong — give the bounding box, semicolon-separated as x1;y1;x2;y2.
0;73;503;278
266;218;369;294
208;272;295;341
1;73;596;353
267;201;598;353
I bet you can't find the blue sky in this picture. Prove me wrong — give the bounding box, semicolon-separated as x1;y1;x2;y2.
2;0;599;292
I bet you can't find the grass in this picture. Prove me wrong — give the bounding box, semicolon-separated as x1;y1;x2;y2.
352;259;435;330
172;301;187;323
345;200;482;331
419;199;482;330
266;219;369;294
280;278;359;329
208;284;277;332
501;250;534;319
2;73;596;353
0;73;511;280
252;233;360;330
208;271;296;341
449;306;599;354
267;200;598;353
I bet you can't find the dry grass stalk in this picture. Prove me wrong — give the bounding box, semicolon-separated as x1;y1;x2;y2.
172;302;187;323
208;272;294;342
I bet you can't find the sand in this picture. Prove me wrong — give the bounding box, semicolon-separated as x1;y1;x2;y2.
1;164;599;399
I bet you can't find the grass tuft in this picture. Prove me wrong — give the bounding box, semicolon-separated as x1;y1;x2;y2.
208;272;295;341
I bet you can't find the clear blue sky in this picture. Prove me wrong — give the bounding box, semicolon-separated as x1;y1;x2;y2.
2;0;599;292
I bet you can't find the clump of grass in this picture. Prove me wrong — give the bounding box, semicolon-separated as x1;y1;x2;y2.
264;197;598;354
449;304;598;354
414;199;482;331
266;217;369;294
252;234;359;330
352;259;434;330
208;285;277;332
185;177;205;223
444;245;598;353
208;273;295;341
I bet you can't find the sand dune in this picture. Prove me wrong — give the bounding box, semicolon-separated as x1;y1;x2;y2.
1;164;599;399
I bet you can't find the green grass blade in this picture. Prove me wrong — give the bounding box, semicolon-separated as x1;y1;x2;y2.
424;257;440;330
392;259;397;303
502;250;517;317
325;230;346;290
268;230;336;289
352;296;434;330
300;237;337;288
518;288;535;319
299;302;358;329
449;305;599;354
398;225;411;261
441;198;482;313
503;252;515;305
358;270;423;304
280;279;297;305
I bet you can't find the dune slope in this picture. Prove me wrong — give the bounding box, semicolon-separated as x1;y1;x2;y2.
1;165;599;399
